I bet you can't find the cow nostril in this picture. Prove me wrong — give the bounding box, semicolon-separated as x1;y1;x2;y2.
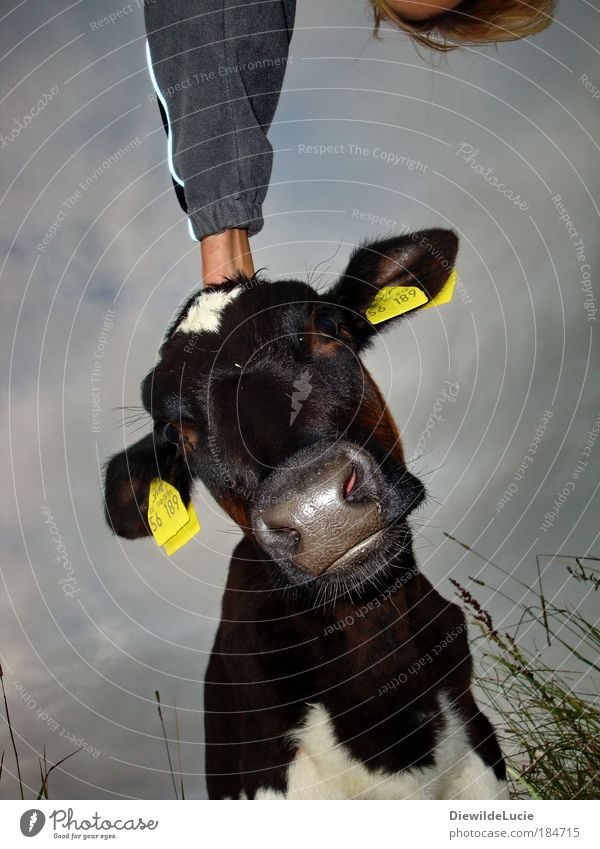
267;526;300;554
280;527;300;543
343;465;358;500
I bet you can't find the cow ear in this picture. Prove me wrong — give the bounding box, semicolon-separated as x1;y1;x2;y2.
103;432;193;540
329;229;458;345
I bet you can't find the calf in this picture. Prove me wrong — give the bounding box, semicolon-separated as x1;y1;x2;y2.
104;229;508;799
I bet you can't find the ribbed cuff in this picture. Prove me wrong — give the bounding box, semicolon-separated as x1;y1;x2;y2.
187;196;264;241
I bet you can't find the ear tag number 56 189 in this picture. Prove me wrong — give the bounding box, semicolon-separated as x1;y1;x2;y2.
148;478;200;553
366;269;457;325
366;286;428;324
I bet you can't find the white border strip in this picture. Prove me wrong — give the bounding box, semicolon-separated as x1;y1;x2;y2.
145;39;184;188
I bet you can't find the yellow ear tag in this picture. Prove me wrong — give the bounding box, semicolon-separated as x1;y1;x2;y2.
148;478;191;546
420;268;457;311
366;286;428;324
164;503;200;556
366;269;457;324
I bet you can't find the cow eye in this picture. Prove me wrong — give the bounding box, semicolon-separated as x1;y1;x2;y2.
163;422;181;445
315;313;338;337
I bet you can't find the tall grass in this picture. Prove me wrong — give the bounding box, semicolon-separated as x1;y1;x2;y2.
446;535;600;800
155;690;185;799
0;662;79;799
1;662;24;799
0;677;184;798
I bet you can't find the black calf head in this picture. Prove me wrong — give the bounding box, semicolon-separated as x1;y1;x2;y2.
104;229;458;594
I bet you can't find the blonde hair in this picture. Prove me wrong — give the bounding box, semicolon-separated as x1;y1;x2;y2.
371;1;556;51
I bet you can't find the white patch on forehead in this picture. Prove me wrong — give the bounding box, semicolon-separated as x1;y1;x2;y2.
177;286;242;335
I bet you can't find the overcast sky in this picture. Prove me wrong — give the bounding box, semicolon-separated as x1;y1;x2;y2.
1;0;599;799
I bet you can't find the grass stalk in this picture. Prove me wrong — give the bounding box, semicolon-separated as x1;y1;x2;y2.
36;749;80;801
0;662;24;799
155;690;178;799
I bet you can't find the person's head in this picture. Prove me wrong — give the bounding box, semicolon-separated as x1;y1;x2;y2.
371;0;555;51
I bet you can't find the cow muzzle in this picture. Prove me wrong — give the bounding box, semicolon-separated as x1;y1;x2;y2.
252;441;402;576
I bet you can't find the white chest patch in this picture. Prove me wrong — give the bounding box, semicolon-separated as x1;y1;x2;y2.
252;696;509;800
177;286;242;335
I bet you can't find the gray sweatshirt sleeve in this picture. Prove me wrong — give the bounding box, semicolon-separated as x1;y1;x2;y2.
144;0;295;241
